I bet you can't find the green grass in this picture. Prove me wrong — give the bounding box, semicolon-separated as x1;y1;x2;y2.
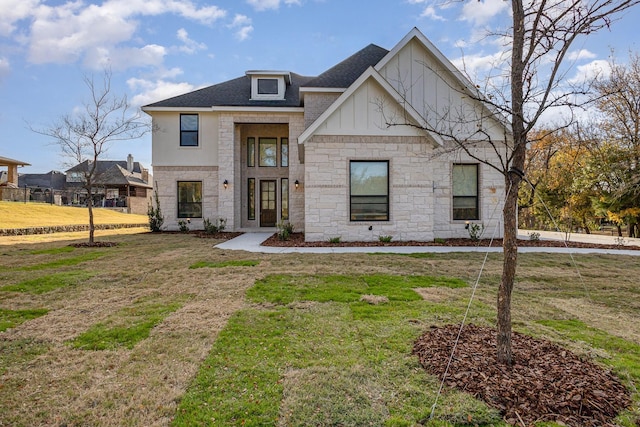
0;308;49;332
173;274;500;427
69;296;189;350
248;274;467;305
1;271;95;294
538;319;640;380
0;251;108;273
189;260;260;269
28;246;76;255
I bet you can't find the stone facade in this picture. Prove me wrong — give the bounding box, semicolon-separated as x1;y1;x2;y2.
304;136;504;242
153;165;218;231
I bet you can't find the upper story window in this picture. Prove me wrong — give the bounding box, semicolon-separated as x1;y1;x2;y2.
258;78;278;95
246;71;290;100
180;114;199;147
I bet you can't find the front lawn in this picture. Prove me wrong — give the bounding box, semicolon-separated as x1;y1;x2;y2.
0;232;638;426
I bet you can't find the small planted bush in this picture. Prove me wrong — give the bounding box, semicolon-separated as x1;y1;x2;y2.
178;219;190;233
328;236;341;244
378;235;393;243
277;220;294;241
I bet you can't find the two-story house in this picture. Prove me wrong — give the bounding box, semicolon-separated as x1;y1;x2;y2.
143;28;509;241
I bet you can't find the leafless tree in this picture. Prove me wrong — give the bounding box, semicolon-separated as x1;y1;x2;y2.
33;69;150;245
383;0;640;364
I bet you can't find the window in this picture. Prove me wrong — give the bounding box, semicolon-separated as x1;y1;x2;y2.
281;178;289;220
257;78;278;94
259;138;277;167
180;114;199;146
248;178;255;220
350;161;389;221
281;138;288;167
452;164;479;220
177;181;202;218
247;137;255;167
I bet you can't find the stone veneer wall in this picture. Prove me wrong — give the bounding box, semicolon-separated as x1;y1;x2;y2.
304;136;505;242
304;135;436;242
152;166;218;231
217;112;305;232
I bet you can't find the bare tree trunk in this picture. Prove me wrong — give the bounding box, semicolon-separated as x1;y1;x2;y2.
498;174;517;365
88;198;95;244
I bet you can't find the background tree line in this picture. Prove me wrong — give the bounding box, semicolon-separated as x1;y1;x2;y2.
520;51;640;238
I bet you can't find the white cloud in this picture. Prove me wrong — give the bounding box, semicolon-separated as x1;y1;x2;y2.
23;0;226;66
229;14;253;41
421;6;445;21
460;0;509;27
176;28;207;54
567;49;597;61
452;50;509;76
246;0;301;11
127;77;198;106
0;0;40;37
568;59;611;84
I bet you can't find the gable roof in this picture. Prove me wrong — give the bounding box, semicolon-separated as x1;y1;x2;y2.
376;27;510;134
302;44;389;89
66;159;144;175
143;44;388;110
298;67;443;146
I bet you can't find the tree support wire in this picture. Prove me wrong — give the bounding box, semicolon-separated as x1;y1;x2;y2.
429;180;509;419
429;174;591;419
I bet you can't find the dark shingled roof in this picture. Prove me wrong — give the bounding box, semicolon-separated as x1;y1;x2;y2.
145;73;314;108
303;44;389;88
144;43;389;109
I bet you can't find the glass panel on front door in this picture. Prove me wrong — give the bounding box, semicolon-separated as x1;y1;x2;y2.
260;180;277;227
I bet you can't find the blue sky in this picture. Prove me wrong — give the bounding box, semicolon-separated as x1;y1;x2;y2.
1;0;639;174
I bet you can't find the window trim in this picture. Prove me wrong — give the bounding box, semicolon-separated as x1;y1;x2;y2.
452;163;479;221
177;181;203;218
349;160;389;222
180;114;199;147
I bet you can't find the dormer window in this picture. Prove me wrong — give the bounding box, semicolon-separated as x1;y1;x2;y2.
247;70;291;101
258;78;278;95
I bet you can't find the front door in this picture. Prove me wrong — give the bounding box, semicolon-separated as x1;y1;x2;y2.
260;180;277;227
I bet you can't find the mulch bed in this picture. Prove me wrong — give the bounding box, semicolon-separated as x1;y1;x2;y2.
70;241;119;247
263;232;640;250
413;324;632;426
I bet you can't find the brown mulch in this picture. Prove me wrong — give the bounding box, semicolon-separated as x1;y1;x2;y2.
413;324;632;427
263;232;640;250
70;241;119;247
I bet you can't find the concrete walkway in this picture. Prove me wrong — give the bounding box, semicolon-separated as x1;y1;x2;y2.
215;231;640;256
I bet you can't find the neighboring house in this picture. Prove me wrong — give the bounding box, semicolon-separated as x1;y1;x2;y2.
143;28;508;241
65;154;152;215
18;171;67;204
0;156;31;201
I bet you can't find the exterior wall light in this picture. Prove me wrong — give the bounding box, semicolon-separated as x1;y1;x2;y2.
223;179;228;189
294;179;300;189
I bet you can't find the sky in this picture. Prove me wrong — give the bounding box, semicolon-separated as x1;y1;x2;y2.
1;0;639;175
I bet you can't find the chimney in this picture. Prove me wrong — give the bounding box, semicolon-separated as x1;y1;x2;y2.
142;168;149;183
127;154;133;172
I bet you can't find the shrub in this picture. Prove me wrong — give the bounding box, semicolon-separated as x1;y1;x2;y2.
328;236;341;244
277;220;294;241
465;222;484;241
378;235;393;243
203;218;227;234
147;188;164;232
178;219;190;233
529;232;541;241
